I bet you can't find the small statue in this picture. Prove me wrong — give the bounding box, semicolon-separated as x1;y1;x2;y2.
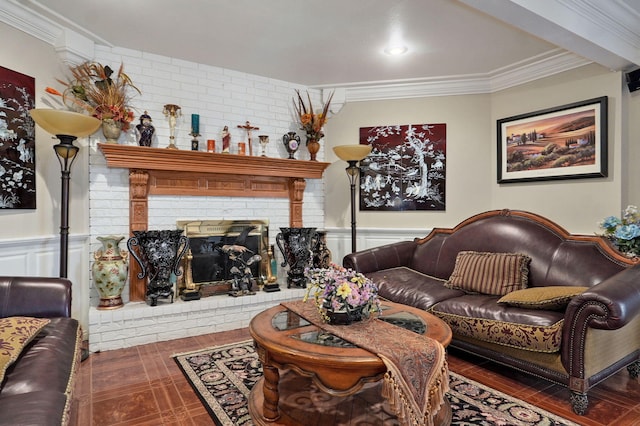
135;111;155;147
222;126;231;153
221;243;261;297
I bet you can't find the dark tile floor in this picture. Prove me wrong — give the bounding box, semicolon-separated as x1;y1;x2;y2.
72;328;640;425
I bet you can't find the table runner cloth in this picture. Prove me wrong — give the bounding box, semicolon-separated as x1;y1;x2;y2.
282;300;449;426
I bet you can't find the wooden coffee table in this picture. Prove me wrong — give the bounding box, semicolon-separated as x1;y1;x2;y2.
248;301;452;425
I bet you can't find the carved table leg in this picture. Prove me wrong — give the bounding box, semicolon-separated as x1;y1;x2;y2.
570;391;588;415
262;363;280;421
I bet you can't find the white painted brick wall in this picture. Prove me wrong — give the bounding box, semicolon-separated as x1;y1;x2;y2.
87;45;326;348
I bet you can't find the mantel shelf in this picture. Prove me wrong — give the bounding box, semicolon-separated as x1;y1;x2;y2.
98;143;330;178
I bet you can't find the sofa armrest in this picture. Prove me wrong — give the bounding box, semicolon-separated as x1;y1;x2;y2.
0;276;72;318
343;240;416;274
561;264;640;379
565;264;640;330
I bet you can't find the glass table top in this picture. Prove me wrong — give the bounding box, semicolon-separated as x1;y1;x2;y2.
272;305;428;348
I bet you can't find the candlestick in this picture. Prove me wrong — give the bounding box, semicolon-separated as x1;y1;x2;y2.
163;104;181;149
191;114;200;135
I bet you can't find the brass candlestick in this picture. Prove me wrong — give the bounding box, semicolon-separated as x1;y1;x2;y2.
180;248;201;301
163;104;181;149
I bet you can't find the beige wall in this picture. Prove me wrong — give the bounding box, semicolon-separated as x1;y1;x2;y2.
0;23;89;239
490;64;624;233
324;94;493;232
325;64;631;235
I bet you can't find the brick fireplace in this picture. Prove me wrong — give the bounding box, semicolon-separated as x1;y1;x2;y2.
88;144;329;352
98;143;329;301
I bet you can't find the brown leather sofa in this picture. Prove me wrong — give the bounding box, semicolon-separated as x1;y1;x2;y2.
0;277;82;426
344;209;640;415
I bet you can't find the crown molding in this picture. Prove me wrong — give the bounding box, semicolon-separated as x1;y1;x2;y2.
0;0;95;64
0;0;60;45
317;50;592;102
488;49;592;92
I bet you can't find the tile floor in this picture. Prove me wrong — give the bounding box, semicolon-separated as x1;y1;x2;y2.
72;328;640;425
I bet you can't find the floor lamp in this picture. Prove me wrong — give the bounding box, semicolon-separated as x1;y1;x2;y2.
30;109;101;278
333;145;372;253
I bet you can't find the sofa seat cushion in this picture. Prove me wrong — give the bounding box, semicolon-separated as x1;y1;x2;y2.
1;317;81;398
366;267;465;310
431;295;564;353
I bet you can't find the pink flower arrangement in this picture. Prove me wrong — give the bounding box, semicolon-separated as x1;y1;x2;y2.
304;263;380;320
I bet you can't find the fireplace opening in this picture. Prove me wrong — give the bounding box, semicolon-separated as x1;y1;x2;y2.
177;220;270;297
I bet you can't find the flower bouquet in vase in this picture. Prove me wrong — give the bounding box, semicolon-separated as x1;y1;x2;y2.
304;263;380;325
293;89;333;161
599;205;640;257
46;61;140;143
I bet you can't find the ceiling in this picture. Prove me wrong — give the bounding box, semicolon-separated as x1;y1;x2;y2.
6;0;640;89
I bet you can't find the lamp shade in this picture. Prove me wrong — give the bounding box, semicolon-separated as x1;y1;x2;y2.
30;109;101;137
333;144;372;162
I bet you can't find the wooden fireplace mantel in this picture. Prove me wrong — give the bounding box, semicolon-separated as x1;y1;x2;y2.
98;143;330;301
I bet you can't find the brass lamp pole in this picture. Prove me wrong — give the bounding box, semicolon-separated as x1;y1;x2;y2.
30;109;101;277
333;145;372;253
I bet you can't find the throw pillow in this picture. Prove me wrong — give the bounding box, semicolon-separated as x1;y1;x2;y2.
445;251;531;296
497;286;589;310
0;316;50;382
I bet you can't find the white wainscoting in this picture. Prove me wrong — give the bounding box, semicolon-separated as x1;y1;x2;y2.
0;234;90;338
324;227;431;264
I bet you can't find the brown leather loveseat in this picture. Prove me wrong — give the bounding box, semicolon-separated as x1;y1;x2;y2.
0;277;82;426
344;209;640;415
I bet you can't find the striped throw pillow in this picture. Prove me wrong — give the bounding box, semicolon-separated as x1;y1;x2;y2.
445;251;531;296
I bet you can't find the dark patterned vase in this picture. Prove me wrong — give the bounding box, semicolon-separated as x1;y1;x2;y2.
127;230;188;306
276;227;318;288
312;230;332;269
283;131;300;159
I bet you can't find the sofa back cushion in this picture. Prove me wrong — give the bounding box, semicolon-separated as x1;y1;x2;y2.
409;210;630;289
445;251;530;296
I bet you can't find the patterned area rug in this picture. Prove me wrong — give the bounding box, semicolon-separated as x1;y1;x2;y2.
173;340;579;426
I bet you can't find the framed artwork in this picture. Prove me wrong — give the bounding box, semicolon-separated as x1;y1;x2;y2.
0;66;36;208
358;123;446;211
497;96;607;184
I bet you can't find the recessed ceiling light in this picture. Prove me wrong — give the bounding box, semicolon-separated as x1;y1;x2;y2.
384;45;408;56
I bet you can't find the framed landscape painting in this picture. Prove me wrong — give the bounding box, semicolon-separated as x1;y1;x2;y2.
497;96;607;183
0;66;36;208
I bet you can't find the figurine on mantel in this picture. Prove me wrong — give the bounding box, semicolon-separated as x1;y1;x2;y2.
222;126;231;153
135;111;155;147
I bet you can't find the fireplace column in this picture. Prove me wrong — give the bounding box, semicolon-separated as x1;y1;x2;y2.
289;178;306;228
129;170;149;301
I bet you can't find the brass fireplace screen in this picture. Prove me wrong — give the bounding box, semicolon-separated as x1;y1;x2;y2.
176;220;270;296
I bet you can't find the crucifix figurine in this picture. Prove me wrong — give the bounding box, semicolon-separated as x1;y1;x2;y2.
237;121;259;156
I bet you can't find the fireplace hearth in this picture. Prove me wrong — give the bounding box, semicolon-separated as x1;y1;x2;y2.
177;220;271;297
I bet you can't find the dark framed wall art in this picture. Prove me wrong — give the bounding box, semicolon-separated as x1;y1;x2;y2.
0;65;36;208
358;123;446;211
497;96;607;184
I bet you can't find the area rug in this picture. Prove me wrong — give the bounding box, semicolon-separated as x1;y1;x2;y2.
173;340;579;426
